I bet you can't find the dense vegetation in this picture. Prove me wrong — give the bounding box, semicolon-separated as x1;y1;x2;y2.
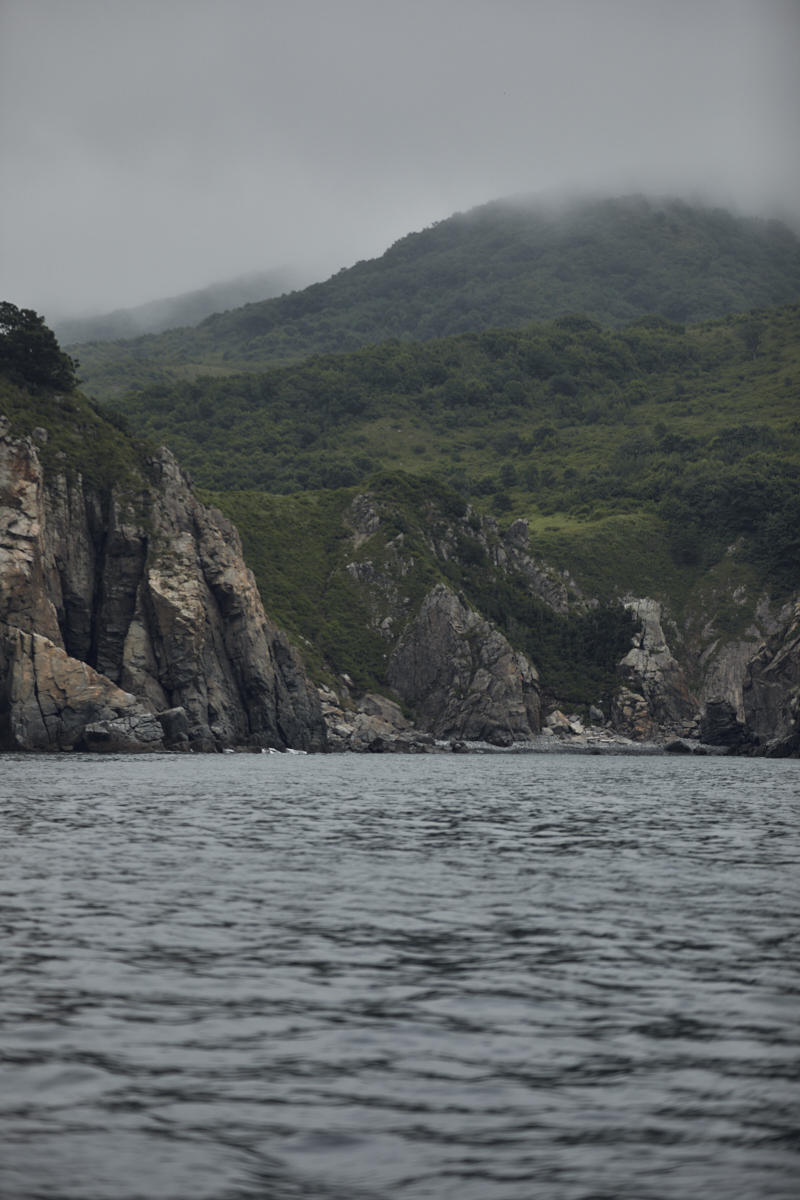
107;304;800;595
0;369;154;501
71;196;800;400
4;195;799;713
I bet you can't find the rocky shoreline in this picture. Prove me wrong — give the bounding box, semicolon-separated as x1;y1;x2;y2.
2;418;798;759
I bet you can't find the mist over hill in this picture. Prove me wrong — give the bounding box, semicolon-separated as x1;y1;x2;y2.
53;266;313;347
72;195;800;401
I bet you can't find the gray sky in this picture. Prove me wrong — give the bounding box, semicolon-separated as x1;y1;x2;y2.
2;0;799;321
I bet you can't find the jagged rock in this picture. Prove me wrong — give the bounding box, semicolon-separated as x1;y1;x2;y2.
614;598;699;739
741;602;800;757
698;695;746;747
0;425;326;752
589;705;604;723
611;686;655;740
0;625;163;751
0;431;63;643
388;584;539;742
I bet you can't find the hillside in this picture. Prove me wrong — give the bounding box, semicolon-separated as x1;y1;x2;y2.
52;265;310;346
104;304;800;600
3;306;798;751
73;196;800;400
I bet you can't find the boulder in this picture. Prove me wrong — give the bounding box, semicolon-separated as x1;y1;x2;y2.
357;692;409;729
664;739;692;754
155;706;191;744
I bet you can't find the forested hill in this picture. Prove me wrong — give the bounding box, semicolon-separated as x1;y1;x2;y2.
73;196;800;400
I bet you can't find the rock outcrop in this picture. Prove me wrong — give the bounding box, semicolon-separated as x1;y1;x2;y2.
0;422;326;752
0;625;164;752
388;584;540;744
613;597;699;739
741;602;800;757
697;694;747;749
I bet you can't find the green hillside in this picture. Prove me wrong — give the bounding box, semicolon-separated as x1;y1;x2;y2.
73;196;800;400
104;304;800;597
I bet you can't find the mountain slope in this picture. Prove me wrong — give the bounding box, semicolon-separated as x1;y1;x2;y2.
73;196;800;400
101;303;800;600
53;266;311;346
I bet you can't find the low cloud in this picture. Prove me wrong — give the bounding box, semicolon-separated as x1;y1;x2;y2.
2;0;798;319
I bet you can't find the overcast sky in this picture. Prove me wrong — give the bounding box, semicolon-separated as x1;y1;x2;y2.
1;0;799;321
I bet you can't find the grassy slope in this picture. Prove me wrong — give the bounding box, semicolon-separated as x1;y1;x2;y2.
0;376;152;499
98;305;800;600
72;196;800;401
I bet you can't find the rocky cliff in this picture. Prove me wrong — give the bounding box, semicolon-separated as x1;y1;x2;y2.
388;584;540;745
0;418;326;752
612;597;699;740
741;602;800;757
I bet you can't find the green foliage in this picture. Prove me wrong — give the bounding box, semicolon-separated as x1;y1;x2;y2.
0;374;153;501
72;197;800;400
0;302;79;392
99;301;800;595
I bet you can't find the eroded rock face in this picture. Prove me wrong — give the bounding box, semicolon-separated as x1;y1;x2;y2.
0;430;62;644
0;425;326;752
388;584;540;742
614;598;699;739
0;626;163;752
742;602;800;757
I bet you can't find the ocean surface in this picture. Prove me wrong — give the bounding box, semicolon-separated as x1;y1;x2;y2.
1;752;798;1200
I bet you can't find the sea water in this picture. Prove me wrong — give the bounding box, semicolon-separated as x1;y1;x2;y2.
0;752;798;1199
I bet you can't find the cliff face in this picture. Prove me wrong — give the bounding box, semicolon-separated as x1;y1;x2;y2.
0;421;326;752
388;584;540;745
613;598;700;740
741;603;800;757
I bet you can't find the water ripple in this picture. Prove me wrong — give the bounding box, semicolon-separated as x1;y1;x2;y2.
0;753;798;1199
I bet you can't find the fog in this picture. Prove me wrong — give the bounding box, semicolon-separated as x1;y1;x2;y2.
1;0;798;322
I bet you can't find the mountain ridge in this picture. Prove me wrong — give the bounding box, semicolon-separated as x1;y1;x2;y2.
71;195;800;401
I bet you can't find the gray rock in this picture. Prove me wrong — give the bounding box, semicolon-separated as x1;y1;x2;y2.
155;706;191;744
388;584;539;743
741;602;800;757
614;598;699;740
0;428;327;753
0;625;163;752
698;695;746;747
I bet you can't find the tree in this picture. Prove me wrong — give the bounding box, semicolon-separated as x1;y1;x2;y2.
0;302;79;390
